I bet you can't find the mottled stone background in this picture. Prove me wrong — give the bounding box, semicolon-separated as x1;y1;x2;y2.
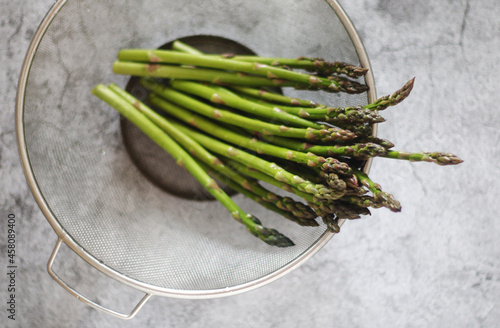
1;0;499;327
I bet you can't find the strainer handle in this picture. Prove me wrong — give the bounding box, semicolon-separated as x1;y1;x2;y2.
47;238;152;320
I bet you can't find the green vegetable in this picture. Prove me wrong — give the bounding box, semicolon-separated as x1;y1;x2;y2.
91;39;463;246
93;83;293;247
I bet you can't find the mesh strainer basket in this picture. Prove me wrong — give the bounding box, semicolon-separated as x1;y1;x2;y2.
16;0;376;319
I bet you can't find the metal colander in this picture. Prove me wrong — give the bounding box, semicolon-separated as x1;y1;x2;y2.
16;0;376;319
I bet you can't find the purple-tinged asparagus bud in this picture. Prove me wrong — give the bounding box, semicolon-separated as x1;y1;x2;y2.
365;78;415;111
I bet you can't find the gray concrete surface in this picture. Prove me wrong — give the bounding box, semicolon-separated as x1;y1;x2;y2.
1;0;499;327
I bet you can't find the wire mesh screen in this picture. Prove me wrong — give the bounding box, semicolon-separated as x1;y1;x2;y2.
21;0;370;292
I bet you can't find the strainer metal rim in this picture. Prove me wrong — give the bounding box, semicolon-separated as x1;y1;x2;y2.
16;0;376;300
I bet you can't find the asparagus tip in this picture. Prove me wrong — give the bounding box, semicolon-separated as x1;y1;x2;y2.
247;214;294;247
321;214;341;233
370;77;416;110
426;152;464;165
375;191;402;212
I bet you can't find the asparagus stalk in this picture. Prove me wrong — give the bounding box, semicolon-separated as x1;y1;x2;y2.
258;133;387;159
171;40;204;55
230;91;385;124
310;107;385;124
171;40;367;78
168;80;321;129
94;84;293;247
310;197;373;232
198;53;368;78
383;150;463;165
260;132;452;167
117;49;368;93
232;78;415;118
113;61;293;87
144;80;357;144
258;130;462;166
148;93;354;174
273;198;319;221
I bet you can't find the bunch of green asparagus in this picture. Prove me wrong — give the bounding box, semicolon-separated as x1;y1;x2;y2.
92;40;462;247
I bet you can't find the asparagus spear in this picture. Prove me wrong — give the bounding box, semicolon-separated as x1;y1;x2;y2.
314;212;340;233
260;130;461;165
171;40;367;78
117;49;368;93
258;133;387;159
171;40;204;55
143;80;357;143
148;93;353;174
383;150;463;165
232;78;415;117
364;78;415;111
168;80;321;129
230;92;386;124
93;84;293;247
310;197;374;232
113;61;293;87
196;53;367;78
